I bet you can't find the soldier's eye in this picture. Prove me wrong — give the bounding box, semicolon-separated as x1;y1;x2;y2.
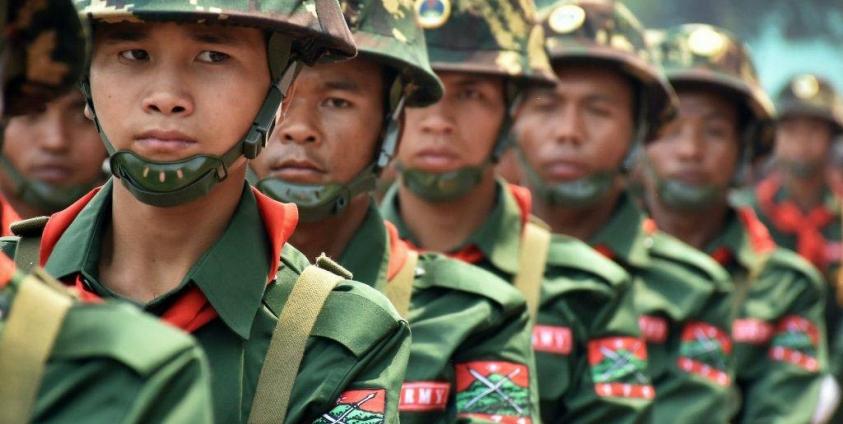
323;97;352;109
197;51;230;63
458;88;483;101
119;49;149;61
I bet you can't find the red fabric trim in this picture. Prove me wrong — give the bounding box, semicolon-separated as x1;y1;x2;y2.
0;253;15;289
756;176;830;267
384;221;410;281
0;195;20;237
737;207;777;255
40;186;298;333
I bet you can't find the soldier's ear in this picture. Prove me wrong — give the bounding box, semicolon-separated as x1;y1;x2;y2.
84;103;94;121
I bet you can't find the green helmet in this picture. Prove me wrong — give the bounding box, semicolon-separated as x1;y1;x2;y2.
646;24;774;210
536;0;676;142
399;0;556;202
3;0;88;117
257;0;446;221
775;73;843;134
649;24;774;156
517;0;676;209
76;0;359;208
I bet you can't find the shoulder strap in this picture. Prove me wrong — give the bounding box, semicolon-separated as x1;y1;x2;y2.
384;250;418;319
247;255;348;424
0;268;73;424
514;218;551;321
9;216;49;273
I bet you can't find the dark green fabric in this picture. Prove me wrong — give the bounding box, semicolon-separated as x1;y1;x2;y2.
0;277;214;423
706;209;828;424
341;203;540;423
32;181;410;423
382;180;654;423
590;194;736;424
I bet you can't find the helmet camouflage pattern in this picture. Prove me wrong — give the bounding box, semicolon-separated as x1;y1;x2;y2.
775;73;843;134
74;0;358;66
413;0;555;84
536;0;676;141
342;0;443;106
649;24;774;154
3;0;88;117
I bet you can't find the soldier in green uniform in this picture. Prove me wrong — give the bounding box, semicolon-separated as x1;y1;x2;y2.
379;0;655;422
641;24;829;423
250;0;540;422
513;2;739;422
0;1;214;422
2;0;414;422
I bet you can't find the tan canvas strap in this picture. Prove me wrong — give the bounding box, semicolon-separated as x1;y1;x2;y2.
10;216;49;273
385;250;418;318
731;253;771;319
0;269;73;424
248;256;347;424
514;220;551;321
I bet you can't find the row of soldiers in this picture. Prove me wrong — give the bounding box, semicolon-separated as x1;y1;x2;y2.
2;0;842;422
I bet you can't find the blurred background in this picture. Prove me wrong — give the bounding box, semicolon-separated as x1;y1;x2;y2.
624;0;843;96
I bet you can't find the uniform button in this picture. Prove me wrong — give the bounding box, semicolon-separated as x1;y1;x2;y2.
643;237;654;248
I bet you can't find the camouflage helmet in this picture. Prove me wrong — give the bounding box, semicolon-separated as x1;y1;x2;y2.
775;73;843;134
649;24;774;155
3;0;88;117
342;0;443;107
536;0;676;142
74;0;358;67
413;0;555;85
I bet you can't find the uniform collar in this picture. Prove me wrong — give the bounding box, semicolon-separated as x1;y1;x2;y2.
705;207;775;272
44;179;280;339
589;193;650;267
339;203;390;290
381;180;523;275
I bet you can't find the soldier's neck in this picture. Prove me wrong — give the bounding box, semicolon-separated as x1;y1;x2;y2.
98;166;246;304
290;194;371;262
783;173;826;212
646;193;729;250
397;171;497;253
533;183;622;242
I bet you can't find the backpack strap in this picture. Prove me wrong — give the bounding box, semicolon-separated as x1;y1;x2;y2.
384;250;418;319
0;268;73;424
247;254;350;424
9;216;49;273
514;217;551;321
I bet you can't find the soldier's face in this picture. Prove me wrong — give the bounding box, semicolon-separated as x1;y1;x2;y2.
514;64;633;182
645;89;740;191
3;91;106;187
251;58;385;184
88;22;269;163
774;116;833;168
397;72;506;172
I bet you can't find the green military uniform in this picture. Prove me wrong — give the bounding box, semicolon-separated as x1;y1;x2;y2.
2;1;414;423
649;24;829;422
0;1;214;423
383;181;655;423
588;194;735;423
254;0;540;421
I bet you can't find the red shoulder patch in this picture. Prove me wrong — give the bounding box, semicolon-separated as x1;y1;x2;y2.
315;389;386;424
677;322;732;387
455;361;532;423
769;315;820;372
399;382;450;412
532;325;572;355
732;318;774;344
638;315;668;343
588;337;655;400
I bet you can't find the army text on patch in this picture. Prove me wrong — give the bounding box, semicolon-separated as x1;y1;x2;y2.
532;325;572;354
399;382;450;412
732;318;773;344
638;315;668;343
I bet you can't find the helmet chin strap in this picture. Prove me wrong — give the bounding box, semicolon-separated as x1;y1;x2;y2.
399;87;522;202
81;57;302;207
256;79;407;222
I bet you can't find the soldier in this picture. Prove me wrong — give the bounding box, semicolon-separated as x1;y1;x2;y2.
749;73;843;278
3;0;414;422
379;0;654;421
513;2;738;422
641;24;828;422
1;89;107;220
250;0;540;422
0;0;214;422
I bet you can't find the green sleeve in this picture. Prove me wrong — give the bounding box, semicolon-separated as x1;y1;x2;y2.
736;251;828;423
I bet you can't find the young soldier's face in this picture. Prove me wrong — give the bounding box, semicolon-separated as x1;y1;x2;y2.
514;64;633;183
774;115;833;169
397;72;506;172
3;91;105;187
251;58;384;184
645;89;740;191
89;22;269;162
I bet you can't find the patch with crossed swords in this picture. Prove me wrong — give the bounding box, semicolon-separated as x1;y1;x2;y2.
314;389;386;424
454;361;532;423
588;337;655;399
678;322;733;386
